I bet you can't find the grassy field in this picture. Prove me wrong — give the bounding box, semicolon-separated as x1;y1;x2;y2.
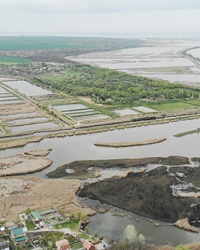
54;220;79;230
0;55;31;64
148;100;200;111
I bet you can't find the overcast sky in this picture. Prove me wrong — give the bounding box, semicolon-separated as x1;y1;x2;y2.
0;0;200;36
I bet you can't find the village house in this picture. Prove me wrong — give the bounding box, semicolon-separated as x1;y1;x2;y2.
10;227;26;245
56;239;71;250
82;241;96;250
30;211;44;228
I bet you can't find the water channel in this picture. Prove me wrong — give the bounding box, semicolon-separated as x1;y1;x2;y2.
1;118;200;245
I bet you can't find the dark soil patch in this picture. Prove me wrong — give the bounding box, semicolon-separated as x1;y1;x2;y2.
78;166;200;226
47;156;189;178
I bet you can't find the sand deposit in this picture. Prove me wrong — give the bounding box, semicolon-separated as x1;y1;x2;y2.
24;148;52;157
174;218;199;233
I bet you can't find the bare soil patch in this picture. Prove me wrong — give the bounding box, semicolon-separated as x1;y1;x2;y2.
174;218;198;233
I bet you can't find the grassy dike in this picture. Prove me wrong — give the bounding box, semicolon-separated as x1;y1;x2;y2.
175;129;200;137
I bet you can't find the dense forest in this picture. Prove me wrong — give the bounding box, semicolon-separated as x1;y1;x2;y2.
32;63;200;105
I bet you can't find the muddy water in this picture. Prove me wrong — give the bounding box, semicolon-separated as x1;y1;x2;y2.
0;118;200;245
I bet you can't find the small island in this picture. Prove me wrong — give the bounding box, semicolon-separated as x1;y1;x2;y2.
94;137;166;147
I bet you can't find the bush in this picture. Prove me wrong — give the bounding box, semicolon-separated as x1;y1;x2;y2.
175;245;190;250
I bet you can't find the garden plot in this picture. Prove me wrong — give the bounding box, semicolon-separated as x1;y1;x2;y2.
53;103;109;122
40;210;66;226
133;106;157;113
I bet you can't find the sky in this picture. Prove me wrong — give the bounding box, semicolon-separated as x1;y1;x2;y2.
0;0;200;36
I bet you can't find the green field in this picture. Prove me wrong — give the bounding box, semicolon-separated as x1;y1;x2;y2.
0;36;142;51
0;55;31;64
148;100;200;111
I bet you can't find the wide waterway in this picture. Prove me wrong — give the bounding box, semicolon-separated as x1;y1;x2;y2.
1;118;200;245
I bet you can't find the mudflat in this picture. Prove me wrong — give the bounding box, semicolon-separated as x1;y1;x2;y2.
0;151;52;176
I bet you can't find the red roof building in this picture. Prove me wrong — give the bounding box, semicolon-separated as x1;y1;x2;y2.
83;241;96;250
56;239;71;250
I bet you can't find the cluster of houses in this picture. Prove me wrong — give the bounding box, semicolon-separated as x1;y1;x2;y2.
0;210;104;250
56;239;96;250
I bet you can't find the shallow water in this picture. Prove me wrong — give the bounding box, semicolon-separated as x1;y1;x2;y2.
10;121;58;133
7;117;49;125
1;112;40;119
3;80;52;96
53;103;87;111
114;108;139;116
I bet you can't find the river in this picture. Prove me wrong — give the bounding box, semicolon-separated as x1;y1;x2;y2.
1;118;200;245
